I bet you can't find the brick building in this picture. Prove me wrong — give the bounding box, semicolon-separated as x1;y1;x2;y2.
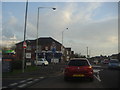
64;48;74;61
15;37;64;63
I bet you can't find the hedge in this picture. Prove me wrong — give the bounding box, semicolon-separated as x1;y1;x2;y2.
12;60;22;70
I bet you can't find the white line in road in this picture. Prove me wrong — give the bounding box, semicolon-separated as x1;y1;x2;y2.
94;75;101;82
9;83;18;86
26;78;33;81
17;84;27;88
19;80;26;83
92;65;101;67
27;81;33;84
93;69;101;73
33;79;39;82
39;77;44;79
93;69;102;82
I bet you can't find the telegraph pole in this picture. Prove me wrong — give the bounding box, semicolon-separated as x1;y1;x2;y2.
23;0;28;73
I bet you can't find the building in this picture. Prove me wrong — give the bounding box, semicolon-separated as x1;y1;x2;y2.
64;48;74;61
109;54;118;60
15;37;66;63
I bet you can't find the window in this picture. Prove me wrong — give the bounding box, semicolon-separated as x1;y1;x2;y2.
38;58;43;61
67;51;69;55
68;60;89;66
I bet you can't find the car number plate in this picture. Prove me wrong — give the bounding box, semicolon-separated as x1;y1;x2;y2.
73;74;84;77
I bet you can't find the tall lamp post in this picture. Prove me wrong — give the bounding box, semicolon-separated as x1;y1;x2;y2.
23;0;28;73
36;7;56;65
61;28;68;61
87;47;88;58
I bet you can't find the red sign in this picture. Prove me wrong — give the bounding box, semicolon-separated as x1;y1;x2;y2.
23;41;27;48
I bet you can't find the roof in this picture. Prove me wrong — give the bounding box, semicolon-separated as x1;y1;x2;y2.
16;37;62;46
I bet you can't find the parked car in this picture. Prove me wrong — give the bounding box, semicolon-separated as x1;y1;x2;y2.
93;60;98;64
64;58;94;81
103;59;109;64
108;59;120;69
34;58;49;66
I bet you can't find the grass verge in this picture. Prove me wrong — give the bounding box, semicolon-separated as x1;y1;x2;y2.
3;66;40;77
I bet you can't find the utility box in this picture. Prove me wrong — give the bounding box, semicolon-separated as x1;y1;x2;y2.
2;59;13;72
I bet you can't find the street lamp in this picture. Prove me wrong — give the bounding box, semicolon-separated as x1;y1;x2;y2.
62;28;68;46
87;47;89;58
36;7;56;65
61;28;68;61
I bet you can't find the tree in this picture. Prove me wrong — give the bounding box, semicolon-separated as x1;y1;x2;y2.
74;53;86;58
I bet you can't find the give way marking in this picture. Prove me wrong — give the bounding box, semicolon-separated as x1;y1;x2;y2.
93;69;102;82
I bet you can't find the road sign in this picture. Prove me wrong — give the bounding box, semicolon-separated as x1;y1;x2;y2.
26;53;31;58
51;42;56;53
23;41;27;48
52;47;56;53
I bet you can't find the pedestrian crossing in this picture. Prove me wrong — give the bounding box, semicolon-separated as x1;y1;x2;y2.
2;77;45;89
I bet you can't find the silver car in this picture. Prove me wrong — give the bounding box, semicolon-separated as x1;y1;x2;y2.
108;59;120;69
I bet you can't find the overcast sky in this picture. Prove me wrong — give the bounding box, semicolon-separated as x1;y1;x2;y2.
1;1;118;57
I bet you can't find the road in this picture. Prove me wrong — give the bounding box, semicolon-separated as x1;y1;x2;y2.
2;64;120;89
28;66;120;88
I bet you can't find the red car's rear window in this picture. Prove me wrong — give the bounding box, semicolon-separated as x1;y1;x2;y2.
68;60;89;66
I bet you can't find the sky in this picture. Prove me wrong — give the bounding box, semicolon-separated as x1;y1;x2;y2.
1;1;119;57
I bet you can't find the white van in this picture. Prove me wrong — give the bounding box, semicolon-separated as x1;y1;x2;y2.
35;58;49;66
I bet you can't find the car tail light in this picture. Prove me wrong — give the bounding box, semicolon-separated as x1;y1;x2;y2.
88;66;92;69
86;66;93;72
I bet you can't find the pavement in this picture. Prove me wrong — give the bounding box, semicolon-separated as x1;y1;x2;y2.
3;62;65;78
2;62;66;89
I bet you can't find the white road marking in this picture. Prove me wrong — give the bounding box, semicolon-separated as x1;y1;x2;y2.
27;81;33;84
94;75;101;82
93;69;101;73
93;69;102;82
9;83;18;86
19;80;26;83
92;65;101;67
17;84;27;88
33;79;39;81
39;77;44;79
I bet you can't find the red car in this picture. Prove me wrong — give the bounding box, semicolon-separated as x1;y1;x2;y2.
64;58;94;81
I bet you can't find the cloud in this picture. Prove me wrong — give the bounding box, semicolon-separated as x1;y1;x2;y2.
63;16;118;56
34;2;102;42
26;2;117;56
67;2;102;24
2;2;118;56
26;22;37;39
2;14;22;46
2;14;18;38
